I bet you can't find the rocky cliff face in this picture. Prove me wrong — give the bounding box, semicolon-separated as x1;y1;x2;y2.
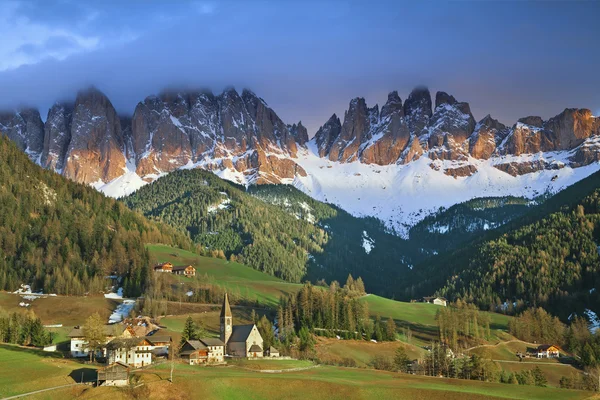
0;108;44;159
62;88;128;184
313;87;600;177
130;88;306;184
1;85;599;189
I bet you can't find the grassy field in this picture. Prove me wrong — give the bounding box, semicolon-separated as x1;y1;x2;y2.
0;292;120;347
147;244;303;306
0;345;94;398
363;294;513;345
39;363;596;400
466;341;582;387
1;343;595;400
315;336;425;367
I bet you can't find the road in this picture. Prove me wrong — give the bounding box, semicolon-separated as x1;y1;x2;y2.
1;383;79;400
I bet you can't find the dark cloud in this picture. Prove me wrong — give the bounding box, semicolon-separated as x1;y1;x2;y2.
0;0;598;135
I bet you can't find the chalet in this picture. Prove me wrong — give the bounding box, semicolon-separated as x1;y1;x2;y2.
97;361;130;387
147;335;172;356
180;338;225;364
172;265;196;277
154;262;173;273
423;296;447;307
220;293;264;358
105;337;156;368
68;325;119;358
266;346;280;358
536;344;560;358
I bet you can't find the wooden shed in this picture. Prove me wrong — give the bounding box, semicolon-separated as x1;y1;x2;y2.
97;361;130;387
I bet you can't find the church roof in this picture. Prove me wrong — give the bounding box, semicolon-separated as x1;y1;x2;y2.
249;344;263;353
229;324;255;343
220;293;232;318
199;338;225;347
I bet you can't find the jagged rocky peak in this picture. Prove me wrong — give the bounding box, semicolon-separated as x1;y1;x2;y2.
63;86;127;184
327;97;371;162
469;114;508;159
288;121;309;146
381;91;403;119
517;115;544;128
403;86;432;134
544;108;599;150
0;107;44;159
42;102;73;170
130;86;307;184
426;91;476;161
314;114;342;157
435;91;457;108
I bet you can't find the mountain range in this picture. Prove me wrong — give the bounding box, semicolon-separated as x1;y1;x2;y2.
1;86;599;235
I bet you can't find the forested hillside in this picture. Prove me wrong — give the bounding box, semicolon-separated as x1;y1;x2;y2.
124;170;329;282
408;196;532;255
406;170;600;320
0;136;192;296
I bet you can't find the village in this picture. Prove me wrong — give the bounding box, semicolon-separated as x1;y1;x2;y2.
70;275;282;387
65;263;565;387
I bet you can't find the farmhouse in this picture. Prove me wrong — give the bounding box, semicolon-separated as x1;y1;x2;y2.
536;344;560;358
154;262;173;273
423;296;447;307
180;338;225;364
105;337;163;368
68;325;119;358
172;265;196;277
220;293;264;358
147;335;172;356
97;361;130;387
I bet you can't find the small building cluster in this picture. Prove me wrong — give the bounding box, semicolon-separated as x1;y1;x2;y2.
71;293;278;387
153;262;196;277
535;344;560;358
68;318;172;385
180;293;267;364
423;296;447;307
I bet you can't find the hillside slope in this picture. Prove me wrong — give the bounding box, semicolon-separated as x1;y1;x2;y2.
407;170;600;320
0;136;192;296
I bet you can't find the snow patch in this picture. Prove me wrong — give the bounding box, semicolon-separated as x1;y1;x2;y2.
362;231;374;254
104;287;124;299
109;299;136;324
585;309;600;333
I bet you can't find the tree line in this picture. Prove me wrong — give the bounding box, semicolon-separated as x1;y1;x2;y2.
0;308;52;347
277;276;396;344
0;136;193;297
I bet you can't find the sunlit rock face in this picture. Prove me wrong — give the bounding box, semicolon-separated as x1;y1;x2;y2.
2;85;600;191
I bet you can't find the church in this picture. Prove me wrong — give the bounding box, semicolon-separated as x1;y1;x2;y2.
220;293;264;358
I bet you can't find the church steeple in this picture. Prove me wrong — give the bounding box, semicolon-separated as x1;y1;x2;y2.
220;293;233;344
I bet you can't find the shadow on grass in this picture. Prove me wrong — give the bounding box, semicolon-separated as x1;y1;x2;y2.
69;368;98;383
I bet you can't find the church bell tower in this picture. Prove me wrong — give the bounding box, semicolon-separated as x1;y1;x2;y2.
220;292;233;344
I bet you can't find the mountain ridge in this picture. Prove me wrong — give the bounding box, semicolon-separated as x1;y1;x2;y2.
1;85;599;234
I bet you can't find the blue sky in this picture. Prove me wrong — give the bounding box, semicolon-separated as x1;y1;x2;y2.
0;0;599;134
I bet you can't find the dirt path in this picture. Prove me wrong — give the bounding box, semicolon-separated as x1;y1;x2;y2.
464;339;530;352
492;360;574;367
1;383;79;400
237;365;320;374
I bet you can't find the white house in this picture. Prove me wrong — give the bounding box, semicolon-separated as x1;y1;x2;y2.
105;337;156;368
68;325;119;358
536;345;560;358
423;296;447;307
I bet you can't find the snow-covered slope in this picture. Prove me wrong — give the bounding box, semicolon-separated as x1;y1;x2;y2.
95;137;600;238
291;141;600;237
